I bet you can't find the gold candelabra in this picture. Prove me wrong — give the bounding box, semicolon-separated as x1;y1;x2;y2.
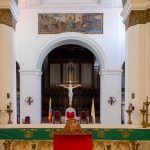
139;96;150;128
5;102;13;124
126;103;134;124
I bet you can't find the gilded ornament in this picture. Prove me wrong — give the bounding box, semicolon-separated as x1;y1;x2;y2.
54;119;92;135
125;9;150;30
131;141;140;150
12;141;30;150
21;129;37;139
98;129;110;139
118;129;134;139
0;9;17;29
3;140;13;150
37;141;52;150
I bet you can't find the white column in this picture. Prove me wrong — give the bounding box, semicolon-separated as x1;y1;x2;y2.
100;69;122;125
145;23;150;99
125;25;147;125
121;0;150;125
20;70;42;124
0;1;19;124
0;24;16;124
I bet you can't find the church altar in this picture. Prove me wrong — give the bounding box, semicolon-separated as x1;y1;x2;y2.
0;123;150;150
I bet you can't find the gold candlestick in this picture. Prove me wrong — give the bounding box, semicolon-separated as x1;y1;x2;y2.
5;102;13;124
126;104;134;124
143;96;150;126
139;105;147;128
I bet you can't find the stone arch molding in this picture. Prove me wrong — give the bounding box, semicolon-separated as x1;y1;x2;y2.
35;32;107;70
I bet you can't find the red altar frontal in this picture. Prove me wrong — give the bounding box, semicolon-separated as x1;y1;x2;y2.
53;119;92;150
54;134;92;150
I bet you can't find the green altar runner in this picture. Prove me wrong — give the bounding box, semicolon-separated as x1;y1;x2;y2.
0;128;150;140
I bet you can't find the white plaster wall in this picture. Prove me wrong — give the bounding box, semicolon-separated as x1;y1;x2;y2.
16;6;125;124
16;8;124;70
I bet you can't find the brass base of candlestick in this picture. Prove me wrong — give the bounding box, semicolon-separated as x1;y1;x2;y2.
126;110;133;125
126;103;134;125
139;109;147;128
6;109;13;124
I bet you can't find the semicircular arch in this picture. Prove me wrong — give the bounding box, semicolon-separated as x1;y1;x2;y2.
35;32;107;70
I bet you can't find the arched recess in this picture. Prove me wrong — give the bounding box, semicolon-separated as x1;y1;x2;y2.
35;33;107;70
35;32;107;123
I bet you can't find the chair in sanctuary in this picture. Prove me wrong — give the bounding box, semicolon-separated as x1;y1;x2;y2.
80;110;88;124
65;107;76;120
53;111;61;124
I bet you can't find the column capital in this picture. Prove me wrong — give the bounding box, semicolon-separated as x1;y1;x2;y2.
100;69;123;76
20;70;42;76
121;0;150;30
0;0;19;29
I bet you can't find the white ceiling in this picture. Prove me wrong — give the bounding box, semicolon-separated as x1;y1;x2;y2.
19;0;122;8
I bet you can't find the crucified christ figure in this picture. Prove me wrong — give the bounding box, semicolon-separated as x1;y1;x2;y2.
59;83;81;107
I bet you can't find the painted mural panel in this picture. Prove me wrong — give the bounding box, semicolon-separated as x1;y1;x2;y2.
38;13;103;34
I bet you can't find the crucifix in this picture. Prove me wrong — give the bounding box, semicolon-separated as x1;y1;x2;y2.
59;83;81;107
59;60;81;107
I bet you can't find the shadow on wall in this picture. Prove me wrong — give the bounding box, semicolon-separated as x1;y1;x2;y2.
122;0;127;7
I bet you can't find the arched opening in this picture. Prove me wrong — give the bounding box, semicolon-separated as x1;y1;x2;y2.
35;33;107;124
41;44;101;123
121;62;125;124
16;62;20;124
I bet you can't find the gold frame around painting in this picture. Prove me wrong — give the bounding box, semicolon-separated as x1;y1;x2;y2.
38;13;103;34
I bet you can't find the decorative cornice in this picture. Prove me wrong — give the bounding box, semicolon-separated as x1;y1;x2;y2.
20;70;42;76
125;8;150;30
0;9;16;29
100;69;123;76
0;0;19;23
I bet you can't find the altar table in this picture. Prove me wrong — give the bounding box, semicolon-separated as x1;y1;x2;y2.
0;124;150;150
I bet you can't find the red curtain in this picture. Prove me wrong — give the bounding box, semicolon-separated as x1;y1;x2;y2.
53;134;92;150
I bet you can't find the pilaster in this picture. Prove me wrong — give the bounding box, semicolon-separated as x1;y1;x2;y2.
20;70;42;124
100;69;122;124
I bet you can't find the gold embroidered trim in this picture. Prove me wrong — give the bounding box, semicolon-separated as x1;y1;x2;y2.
0;9;17;29
125;8;150;30
21;129;37;139
117;129;134;139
